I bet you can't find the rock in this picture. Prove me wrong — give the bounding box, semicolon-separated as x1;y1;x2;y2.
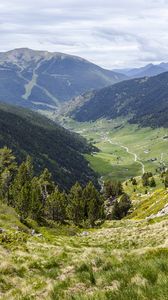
81;231;89;236
35;233;43;237
31;229;35;236
0;228;5;234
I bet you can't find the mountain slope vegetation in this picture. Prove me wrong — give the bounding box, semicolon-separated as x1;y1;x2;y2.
1;179;168;299
0;102;97;189
69;71;168;127
0;48;126;110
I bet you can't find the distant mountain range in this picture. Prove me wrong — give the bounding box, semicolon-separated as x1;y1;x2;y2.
0;48;126;111
113;62;168;78
68;71;168;128
0;102;98;190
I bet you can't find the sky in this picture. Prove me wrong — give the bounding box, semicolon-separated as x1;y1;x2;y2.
0;0;168;69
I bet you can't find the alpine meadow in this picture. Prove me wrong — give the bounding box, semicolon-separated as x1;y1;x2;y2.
0;1;168;300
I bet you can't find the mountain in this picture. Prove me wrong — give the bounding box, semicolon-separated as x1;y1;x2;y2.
0;48;126;111
114;63;168;78
0;102;98;190
69;71;168;128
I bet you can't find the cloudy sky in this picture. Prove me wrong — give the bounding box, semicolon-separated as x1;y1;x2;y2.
0;0;168;68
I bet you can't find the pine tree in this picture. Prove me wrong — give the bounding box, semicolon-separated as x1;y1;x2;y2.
17;182;32;219
38;168;55;207
142;175;149;187
83;181;105;226
111;193;131;220
67;182;84;225
132;178;137;186
165;175;168;188
150;177;156;187
46;187;67;223
0;147;17;203
30;177;43;220
104;180;123;198
118;193;131;218
10;156;34;217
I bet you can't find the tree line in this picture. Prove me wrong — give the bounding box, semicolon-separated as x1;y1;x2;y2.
0;147;132;227
0;147;105;227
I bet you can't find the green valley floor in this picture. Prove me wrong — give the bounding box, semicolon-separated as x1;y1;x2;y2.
60;118;168;182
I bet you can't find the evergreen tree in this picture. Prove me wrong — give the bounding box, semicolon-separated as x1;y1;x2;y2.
165;175;168;189
67;182;84;225
0;147;17;203
118;193;131;218
10;156;34;217
150;177;156;187
104;180;123;198
30;177;43;220
46;187;67;223
83;181;105;226
132;178;137;186
17;182;32;219
38;168;55;207
111;193;131;220
111;200;120;220
142;174;149;187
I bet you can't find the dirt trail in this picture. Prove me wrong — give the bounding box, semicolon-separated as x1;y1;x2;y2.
106;138;145;175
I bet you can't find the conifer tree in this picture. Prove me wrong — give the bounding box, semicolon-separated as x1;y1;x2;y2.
165;175;168;188
67;182;84;225
0;147;17;203
132;178;137;186
30;177;43;220
104;180;123;198
83;181;105;226
38;168;55;207
46;187;66;222
150;177;156;187
10;156;34;217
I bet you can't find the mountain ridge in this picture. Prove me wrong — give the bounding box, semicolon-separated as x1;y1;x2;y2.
0;48;126;110
68;71;168;128
113;62;168;78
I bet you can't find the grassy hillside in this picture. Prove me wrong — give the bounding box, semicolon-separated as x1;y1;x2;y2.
0;102;98;190
1;194;168;299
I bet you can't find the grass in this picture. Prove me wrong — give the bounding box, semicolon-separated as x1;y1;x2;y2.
1;198;168;299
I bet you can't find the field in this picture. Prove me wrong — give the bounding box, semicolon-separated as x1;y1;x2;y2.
63;118;168;182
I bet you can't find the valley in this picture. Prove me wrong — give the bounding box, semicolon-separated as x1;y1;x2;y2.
60;118;168;182
1;0;168;298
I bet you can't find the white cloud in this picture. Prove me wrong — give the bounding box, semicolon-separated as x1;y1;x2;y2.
0;0;168;68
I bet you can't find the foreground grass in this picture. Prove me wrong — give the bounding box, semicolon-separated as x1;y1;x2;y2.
1;201;168;299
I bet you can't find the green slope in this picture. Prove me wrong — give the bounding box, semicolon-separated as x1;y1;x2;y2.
69;71;168;128
1;194;168;299
0;102;97;190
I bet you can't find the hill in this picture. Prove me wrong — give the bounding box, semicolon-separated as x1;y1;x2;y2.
0;48;126;111
69;71;168;128
114;62;168;78
0;102;97;190
1;183;168;299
